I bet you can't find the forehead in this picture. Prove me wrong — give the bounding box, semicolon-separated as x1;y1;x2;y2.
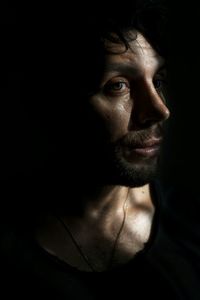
104;32;164;71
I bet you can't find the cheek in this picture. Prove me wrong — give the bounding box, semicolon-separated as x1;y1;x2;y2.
89;94;132;142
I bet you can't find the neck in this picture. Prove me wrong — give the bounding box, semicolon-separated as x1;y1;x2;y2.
35;183;155;272
64;183;153;220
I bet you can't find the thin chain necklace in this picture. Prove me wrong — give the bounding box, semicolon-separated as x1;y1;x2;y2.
56;189;129;272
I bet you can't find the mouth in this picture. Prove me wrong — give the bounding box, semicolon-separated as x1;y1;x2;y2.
124;138;162;159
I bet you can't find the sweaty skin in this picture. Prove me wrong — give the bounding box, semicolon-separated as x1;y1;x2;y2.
36;32;170;272
90;32;169;142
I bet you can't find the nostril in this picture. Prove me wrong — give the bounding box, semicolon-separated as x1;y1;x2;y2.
138;119;157;129
134;103;170;129
128;86;171;130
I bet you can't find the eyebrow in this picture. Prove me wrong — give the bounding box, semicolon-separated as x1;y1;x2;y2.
104;63;140;76
104;61;166;76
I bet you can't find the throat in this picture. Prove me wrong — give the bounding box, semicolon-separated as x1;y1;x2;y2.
35;194;155;272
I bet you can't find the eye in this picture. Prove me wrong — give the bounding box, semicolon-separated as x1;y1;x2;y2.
153;69;168;92
153;76;168;104
109;82;127;90
104;78;130;96
153;78;165;90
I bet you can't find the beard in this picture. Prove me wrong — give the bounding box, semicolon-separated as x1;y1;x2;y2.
44;123;164;211
102;143;159;187
78;124;164;188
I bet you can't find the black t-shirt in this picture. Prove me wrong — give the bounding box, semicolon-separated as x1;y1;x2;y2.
0;181;200;299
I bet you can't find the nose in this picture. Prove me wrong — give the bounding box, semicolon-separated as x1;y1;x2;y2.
130;82;170;129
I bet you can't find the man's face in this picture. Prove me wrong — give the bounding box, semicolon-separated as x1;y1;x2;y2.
78;31;170;187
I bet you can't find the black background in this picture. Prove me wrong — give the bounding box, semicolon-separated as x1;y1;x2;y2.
1;2;199;187
165;1;200;187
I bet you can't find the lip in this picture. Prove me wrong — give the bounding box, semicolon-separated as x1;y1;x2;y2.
125;138;162;158
134;138;162;148
133;144;160;157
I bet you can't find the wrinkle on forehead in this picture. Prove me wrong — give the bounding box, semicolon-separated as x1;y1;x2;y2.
125;33;160;62
104;32;164;73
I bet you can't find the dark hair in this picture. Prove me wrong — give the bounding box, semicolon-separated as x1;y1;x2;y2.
19;1;169;147
19;0;169;131
7;1;169;224
78;0;168;56
61;0;168;96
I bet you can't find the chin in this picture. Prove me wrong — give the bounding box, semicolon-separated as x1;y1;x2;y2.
78;143;160;188
104;153;160;187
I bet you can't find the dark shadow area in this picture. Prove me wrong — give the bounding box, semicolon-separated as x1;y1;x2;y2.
1;2;200;195
1;4;200;300
161;2;200;188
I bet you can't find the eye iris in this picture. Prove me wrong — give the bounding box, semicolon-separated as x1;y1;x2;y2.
104;79;129;95
154;79;162;89
112;82;124;90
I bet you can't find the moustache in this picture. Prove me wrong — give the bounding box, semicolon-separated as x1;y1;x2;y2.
119;125;164;148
